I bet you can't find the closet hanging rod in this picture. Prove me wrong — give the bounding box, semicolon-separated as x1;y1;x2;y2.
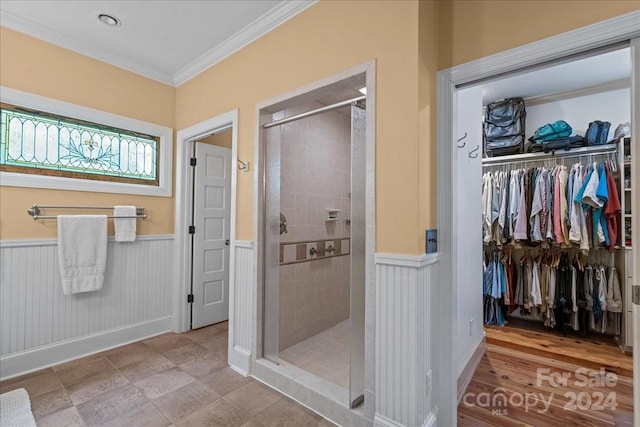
263;95;366;129
27;205;146;220
482;143;618;166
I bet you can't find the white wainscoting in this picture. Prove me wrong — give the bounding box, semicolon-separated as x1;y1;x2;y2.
0;235;174;379
229;241;254;375
374;253;439;427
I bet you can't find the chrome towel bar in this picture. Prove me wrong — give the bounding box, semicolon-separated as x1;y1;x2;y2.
26;205;146;220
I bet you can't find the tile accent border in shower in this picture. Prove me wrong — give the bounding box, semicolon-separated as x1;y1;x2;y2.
280;237;350;265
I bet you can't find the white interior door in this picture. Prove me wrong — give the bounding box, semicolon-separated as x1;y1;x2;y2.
192;142;231;329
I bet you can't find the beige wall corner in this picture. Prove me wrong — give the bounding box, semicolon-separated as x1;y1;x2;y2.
0;27;176;239
438;0;640;70
176;0;422;254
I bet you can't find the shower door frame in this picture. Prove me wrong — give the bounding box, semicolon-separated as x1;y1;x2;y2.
253;60;377;417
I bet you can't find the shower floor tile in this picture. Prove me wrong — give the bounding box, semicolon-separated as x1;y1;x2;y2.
279;320;350;389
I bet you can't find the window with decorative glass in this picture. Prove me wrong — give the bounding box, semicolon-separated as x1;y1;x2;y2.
0;104;159;185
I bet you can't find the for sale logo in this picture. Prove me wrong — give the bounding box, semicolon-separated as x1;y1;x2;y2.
461;367;618;416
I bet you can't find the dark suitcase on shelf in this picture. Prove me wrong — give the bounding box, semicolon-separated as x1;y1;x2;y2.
585;120;611;145
527;135;586;153
484;97;526;157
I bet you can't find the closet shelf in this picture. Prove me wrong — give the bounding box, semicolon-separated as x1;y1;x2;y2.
482;143;618;166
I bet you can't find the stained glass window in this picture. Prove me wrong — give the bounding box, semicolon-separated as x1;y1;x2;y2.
0;105;159;185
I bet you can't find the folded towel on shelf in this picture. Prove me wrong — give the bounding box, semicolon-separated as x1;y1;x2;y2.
114;206;137;242
57;215;107;295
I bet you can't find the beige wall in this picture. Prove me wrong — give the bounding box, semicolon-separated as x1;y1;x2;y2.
0;27;176;239
176;0;422;254
438;0;640;69
198;129;232;149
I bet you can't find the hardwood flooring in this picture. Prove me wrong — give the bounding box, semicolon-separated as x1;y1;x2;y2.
459;325;634;426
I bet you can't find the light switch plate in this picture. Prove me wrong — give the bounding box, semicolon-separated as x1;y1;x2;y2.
633;285;640;305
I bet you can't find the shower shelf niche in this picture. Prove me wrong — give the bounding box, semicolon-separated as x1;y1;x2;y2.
325;209;340;221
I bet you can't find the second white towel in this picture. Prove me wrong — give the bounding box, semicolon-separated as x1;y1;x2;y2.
114;206;137;242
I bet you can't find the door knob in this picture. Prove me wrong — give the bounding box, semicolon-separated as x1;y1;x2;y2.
225;240;230;246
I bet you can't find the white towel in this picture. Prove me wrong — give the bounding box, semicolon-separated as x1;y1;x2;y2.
57;215;107;295
114;206;137;242
0;388;37;427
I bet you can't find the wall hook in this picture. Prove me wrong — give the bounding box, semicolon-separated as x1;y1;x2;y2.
468;145;480;159
457;132;468;148
238;159;250;172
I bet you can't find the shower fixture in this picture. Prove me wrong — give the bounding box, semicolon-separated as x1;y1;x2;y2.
280;213;288;235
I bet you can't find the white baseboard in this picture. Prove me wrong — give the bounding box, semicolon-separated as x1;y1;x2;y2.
229;345;251;376
457;334;487;403
1;317;171;380
374;414;405;427
422;409;438;427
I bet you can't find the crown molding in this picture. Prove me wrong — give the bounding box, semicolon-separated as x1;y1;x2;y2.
172;0;317;86
1;0;318;88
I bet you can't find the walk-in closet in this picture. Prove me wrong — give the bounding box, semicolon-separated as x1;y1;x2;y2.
454;43;635;421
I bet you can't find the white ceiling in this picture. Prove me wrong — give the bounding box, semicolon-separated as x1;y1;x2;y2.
479;47;631;104
0;0;316;86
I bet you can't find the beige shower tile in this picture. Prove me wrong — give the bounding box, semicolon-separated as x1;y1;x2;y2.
134;367;196;400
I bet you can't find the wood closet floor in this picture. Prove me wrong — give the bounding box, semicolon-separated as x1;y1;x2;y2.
458;324;634;426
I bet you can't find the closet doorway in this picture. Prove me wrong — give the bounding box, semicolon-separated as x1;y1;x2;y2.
435;20;639;427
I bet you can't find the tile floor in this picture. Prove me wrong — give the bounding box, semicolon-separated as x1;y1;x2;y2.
279;320;350;389
0;322;337;426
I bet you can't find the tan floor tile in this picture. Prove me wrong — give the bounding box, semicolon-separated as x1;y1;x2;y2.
318;419;339;427
223;381;283;416
213;321;228;331
184;325;225;344
201;367;253;396
76;384;147;425
173;398;251;427
66;370;130;405
162;341;209;365
178;351;227;378
198;332;229;352
0;371;63;397
31;387;73;419
100;402;172;427
241;419;268;427
104;341;155;368
143;333;194;353
152;381;220;422
37;406;86;427
54;356;117;387
0;368;53;387
249;397;323;427
134;367;196;400
119;353;175;382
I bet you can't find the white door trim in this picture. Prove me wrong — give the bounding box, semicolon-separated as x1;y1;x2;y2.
436;11;640;426
174;110;239;333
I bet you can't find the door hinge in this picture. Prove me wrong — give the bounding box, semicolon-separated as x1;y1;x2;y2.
187;294;194;303
225;239;230;246
633;285;640;305
188;225;195;234
190;157;197;166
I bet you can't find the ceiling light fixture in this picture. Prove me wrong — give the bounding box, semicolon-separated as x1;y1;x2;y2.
98;14;121;27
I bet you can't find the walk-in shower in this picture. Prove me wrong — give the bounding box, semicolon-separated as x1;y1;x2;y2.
261;92;366;408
